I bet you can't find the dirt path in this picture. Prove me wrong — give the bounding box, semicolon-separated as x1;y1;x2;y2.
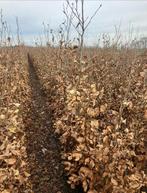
23;54;80;193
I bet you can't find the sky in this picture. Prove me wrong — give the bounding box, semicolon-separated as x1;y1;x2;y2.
0;0;147;46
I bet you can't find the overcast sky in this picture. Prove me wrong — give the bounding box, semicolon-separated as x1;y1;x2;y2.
0;1;147;45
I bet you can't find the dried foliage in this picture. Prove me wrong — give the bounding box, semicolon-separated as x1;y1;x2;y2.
0;46;146;193
0;48;32;192
30;48;147;193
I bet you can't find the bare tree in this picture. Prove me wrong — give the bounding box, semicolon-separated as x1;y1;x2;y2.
65;0;102;62
42;22;50;46
16;17;20;45
63;2;74;46
0;9;4;46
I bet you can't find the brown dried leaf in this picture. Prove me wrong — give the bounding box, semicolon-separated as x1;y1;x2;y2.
1;190;11;193
111;178;118;186
8;126;17;133
79;167;93;180
0;170;7;183
5;158;16;165
83;180;88;192
100;104;107;113
90;119;99;128
0;114;5;120
24;171;31;177
88;190;98;193
72;152;82;161
144;110;147;120
87;108;99;118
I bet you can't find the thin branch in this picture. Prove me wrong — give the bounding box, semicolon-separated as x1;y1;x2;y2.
71;20;81;36
66;0;82;25
85;4;102;30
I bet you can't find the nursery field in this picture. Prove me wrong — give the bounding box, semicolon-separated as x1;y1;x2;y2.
0;46;147;193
